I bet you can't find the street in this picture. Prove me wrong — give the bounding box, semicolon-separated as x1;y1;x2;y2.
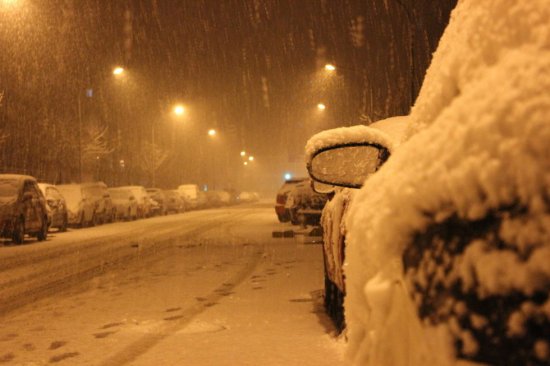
0;202;345;365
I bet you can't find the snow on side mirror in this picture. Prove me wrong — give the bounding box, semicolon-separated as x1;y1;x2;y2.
307;143;389;189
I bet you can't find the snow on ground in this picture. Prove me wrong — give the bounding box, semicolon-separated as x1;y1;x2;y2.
0;203;345;365
343;0;550;365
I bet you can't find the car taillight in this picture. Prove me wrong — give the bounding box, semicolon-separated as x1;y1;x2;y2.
276;194;286;204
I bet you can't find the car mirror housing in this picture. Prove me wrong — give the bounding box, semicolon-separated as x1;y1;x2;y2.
311;180;335;194
307;143;390;188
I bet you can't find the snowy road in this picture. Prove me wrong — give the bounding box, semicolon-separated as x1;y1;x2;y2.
0;203;345;365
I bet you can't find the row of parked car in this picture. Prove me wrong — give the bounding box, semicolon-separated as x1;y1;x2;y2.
0;175;259;245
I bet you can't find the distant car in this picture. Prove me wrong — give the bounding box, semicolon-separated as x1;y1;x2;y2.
284;180;327;226
0;174;49;244
163;190;185;213
56;184;97;227
306;116;408;331
177;184;200;210
238;191;260;203
146;188;168;215
81;182;115;224
108;188;138;221
116;186;151;218
38;183;68;232
274;177;308;222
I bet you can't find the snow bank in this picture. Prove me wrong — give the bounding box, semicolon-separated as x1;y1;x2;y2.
344;0;550;365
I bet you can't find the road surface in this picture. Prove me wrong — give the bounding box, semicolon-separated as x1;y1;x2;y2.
0;202;345;365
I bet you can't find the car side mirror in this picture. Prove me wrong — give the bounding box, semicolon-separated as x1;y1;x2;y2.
307;143;390;188
311;180;335;194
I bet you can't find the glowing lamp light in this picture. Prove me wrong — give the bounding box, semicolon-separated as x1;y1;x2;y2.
240;151;246;157
244;161;249;166
317;103;326;111
174;105;185;115
113;67;124;76
248;156;254;161
208;129;217;136
284;173;292;181
324;64;336;71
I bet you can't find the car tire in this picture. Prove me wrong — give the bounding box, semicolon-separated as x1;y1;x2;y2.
12;216;25;244
37;217;48;241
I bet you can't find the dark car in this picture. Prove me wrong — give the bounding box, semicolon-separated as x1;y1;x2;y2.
284;179;328;226
146;188;167;215
0;174;49;244
163;190;185;213
274;177;308;222
38;183;68;232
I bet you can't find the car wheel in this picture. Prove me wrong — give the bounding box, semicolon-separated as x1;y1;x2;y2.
12;216;25;244
37;217;48;241
59;214;68;232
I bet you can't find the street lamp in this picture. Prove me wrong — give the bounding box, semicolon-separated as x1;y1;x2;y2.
317;103;326;111
208;129;217;137
240;150;246;157
324;63;336;72
113;66;124;76
248;156;254;162
173;104;185;116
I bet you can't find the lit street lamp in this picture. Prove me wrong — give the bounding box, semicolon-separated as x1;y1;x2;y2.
113;66;124;76
317;103;326;111
248;156;254;161
173;104;185;116
208;129;217;137
240;150;246;157
324;63;336;71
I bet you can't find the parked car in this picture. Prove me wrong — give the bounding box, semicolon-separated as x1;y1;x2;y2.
306;116;408;330
146;188;168;215
274;177;308;222
177;184;200;210
38;183;68;232
307;2;550;365
56;184;97;227
284;179;328;226
82;182;115;224
116;186;151;218
108;188;138;221
0;174;49;244
163;190;185;213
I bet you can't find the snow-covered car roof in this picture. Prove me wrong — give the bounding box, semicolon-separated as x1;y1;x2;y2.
344;1;550;365
0;174;37;183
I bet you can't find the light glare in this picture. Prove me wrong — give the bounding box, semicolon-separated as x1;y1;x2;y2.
208;129;217;136
113;67;124;75
317;103;326;111
324;64;336;71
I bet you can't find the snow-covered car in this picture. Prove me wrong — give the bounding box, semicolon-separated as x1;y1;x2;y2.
56;184;98;227
163;190;185;213
146;188;168;215
308;2;550;365
274;177;308;222
177;184;200;210
117;186;151;218
82;182;115;224
306;116;408;330
108;188;138;221
0;174;49;244
284;179;328;226
38;183;68;232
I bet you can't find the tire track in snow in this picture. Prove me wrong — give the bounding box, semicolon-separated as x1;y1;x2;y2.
0;209;253;317
97;211;265;366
